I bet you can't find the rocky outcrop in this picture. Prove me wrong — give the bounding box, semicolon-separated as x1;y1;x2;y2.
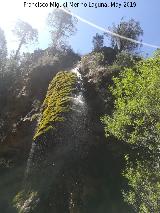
0;50;80;212
13;64;131;213
1;49;133;213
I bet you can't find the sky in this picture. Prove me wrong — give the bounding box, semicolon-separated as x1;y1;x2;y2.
0;0;160;56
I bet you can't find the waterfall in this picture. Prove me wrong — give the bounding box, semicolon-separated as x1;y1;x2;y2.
71;66;86;112
25;64;87;175
14;64;135;213
20;64;91;212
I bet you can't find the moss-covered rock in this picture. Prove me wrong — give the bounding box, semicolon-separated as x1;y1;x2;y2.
13;190;39;213
33;71;77;140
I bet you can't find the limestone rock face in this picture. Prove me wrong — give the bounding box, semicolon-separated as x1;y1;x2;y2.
20;69;92;212
0;50;81;212
13;61;131;213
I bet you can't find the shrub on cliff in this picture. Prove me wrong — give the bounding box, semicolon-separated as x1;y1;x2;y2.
102;56;160;212
102;57;160;151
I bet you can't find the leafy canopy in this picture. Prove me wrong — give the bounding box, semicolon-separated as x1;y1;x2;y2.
92;33;104;51
102;56;160;151
47;9;77;49
123;157;160;213
13;19;38;45
105;18;143;52
13;19;38;59
102;55;160;213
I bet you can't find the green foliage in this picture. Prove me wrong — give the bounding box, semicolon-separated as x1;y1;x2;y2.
102;56;160;212
115;51;142;68
13;190;38;213
81;52;104;76
101;47;117;65
105;18;143;52
123;158;160;213
153;48;160;58
92;33;104;51
81;51;121;115
33;71;77;140
102;57;160;151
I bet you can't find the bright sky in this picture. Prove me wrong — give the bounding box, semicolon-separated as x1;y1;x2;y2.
0;0;160;56
0;0;52;52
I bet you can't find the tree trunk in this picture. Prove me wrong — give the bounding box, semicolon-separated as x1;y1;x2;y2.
14;35;26;60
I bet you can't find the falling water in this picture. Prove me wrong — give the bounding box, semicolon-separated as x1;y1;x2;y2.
22;64;90;212
16;64;132;213
71;66;86;109
25;65;87;174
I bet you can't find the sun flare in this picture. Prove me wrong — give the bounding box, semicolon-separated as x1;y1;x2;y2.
0;0;53;51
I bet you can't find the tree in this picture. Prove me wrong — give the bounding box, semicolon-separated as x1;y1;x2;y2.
101;56;160;212
114;51;142;68
105;18;143;52
153;48;160;58
47;9;77;50
0;27;7;77
123;158;160;213
102;57;160;151
92;33;104;51
0;27;7;103
13;20;38;60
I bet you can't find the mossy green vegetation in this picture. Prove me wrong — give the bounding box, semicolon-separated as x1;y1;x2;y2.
33;71;77;140
13;190;38;213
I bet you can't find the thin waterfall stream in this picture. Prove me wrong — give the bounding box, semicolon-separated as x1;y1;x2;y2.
15;64;132;213
21;65;91;212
